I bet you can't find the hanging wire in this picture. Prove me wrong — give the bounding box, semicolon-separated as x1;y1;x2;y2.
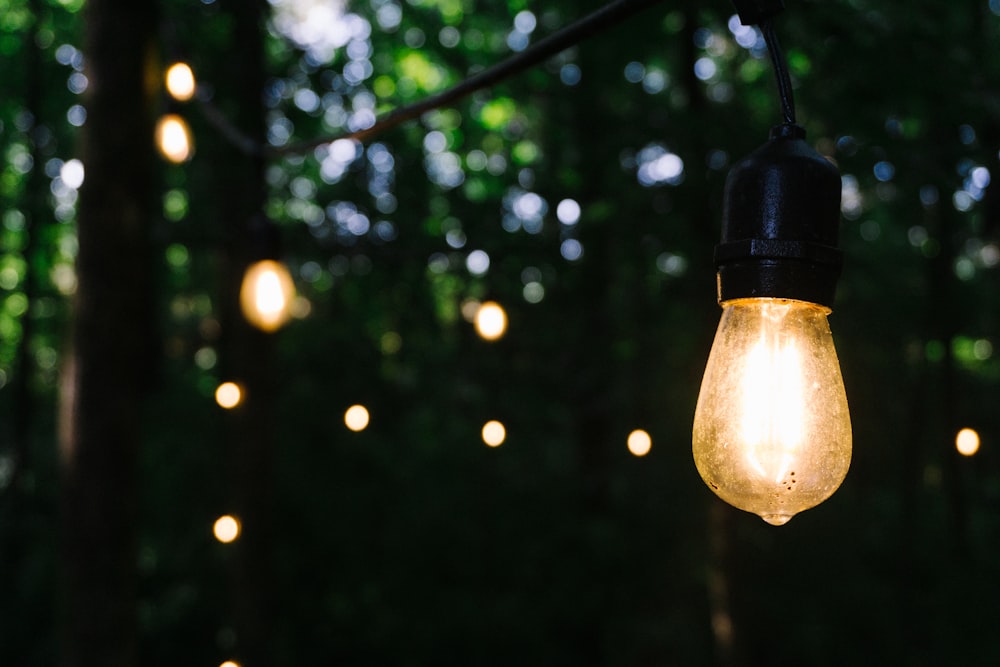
759;18;797;125
197;0;670;158
729;0;796;126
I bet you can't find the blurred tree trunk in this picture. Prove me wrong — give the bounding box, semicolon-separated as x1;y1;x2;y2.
58;1;156;665
216;1;278;664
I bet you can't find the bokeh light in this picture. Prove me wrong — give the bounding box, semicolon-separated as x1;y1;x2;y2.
215;382;242;409
556;198;581;225
155;114;193;163
165;62;196;102
466;249;490;275
461;298;481;322
474;301;507;341
956;428;980;456
219;662;241;667
482;420;506;447
60;159;85;189
213;515;241;543
627;429;652;457
344;404;370;432
240;260;296;332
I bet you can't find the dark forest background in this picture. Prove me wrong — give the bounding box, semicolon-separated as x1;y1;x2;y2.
2;0;1000;665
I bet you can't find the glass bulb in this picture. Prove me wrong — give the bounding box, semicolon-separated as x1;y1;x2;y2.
240;260;295;332
693;298;851;525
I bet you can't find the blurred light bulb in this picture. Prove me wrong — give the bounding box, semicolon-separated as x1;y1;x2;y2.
474;301;507;341
215;381;242;409
956;428;980;456
693;298;851;525
213;515;241;543
155;114;193;163
165;62;196;102
482;420;506;447
627;429;652;457
240;260;295;332
344;404;370;432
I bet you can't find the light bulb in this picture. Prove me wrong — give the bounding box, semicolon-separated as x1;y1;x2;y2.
474;301;508;341
240;259;295;332
344;405;370;432
155;114;193;163
956;428;980;456
213;515;241;543
481;420;506;447
165;62;196;102
693;298;851;525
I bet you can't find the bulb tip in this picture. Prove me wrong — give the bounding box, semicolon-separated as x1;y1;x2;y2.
760;513;794;526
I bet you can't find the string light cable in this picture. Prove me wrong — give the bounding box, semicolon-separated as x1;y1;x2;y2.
731;1;795;124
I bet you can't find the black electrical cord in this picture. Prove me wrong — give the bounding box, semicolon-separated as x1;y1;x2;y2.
730;0;796;126
759;18;796;125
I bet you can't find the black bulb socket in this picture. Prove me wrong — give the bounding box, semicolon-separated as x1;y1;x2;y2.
715;124;843;309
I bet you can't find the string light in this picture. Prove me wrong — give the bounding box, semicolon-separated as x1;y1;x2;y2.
481;420;506;447
240;259;296;332
213;515;241;543
627;429;652;457
474;301;507;341
344;404;370;432
215;381;242;409
155;114;194;163
165;62;197;102
956;428;980;456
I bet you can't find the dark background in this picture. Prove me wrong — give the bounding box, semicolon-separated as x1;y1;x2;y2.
2;0;1000;664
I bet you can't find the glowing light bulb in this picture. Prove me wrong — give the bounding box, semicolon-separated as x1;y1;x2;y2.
474;301;507;341
215;381;242;409
240;260;295;332
155;114;193;163
627;429;652;457
693;298;851;526
956;428;980;456
344;405;370;432
165;62;196;102
482;420;506;447
213;515;241;543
